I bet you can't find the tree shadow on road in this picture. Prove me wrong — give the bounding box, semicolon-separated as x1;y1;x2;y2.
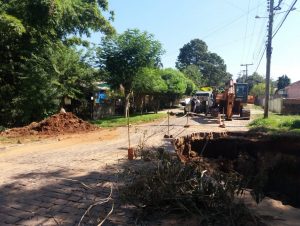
0;159;136;225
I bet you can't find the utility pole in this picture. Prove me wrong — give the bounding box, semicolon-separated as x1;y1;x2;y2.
240;63;253;82
264;0;274;118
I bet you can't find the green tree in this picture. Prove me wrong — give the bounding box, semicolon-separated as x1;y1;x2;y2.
250;82;275;97
133;68;167;113
182;65;204;87
133;68;167;96
250;83;265;97
202;52;229;86
237;72;264;91
0;0;114;126
277;74;291;90
185;78;197;95
1;0;114;40
160;68;188;106
176;39;229;87
176;39;208;70
98;29;164;117
0;13;27;126
12;44;98;125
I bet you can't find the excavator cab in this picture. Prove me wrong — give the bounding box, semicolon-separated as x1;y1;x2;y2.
234;83;250;119
235;83;248;103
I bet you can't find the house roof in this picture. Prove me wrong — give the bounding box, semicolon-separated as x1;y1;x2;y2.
285;80;300;90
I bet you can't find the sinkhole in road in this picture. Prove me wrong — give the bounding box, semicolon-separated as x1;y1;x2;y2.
174;131;300;207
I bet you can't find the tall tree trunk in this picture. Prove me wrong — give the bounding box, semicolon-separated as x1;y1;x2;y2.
124;91;131;118
153;95;159;114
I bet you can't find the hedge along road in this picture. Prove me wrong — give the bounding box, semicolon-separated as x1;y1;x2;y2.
0;108;259;225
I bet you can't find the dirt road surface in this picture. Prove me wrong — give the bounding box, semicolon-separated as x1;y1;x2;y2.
1;108;299;225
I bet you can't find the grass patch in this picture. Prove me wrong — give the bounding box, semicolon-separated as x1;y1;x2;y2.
249;114;300;135
91;113;167;128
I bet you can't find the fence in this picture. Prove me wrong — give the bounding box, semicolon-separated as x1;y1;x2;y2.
269;98;283;113
257;97;300;114
282;98;300;114
94;103;115;119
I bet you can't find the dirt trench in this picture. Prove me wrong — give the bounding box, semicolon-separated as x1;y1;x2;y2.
174;132;300;208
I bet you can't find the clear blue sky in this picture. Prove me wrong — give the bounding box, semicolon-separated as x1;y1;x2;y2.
91;0;300;83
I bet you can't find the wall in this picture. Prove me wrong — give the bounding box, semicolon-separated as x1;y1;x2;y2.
269;98;283;113
285;81;300;99
257;97;300;114
282;98;300;114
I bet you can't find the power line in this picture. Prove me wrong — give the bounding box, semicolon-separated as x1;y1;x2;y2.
223;0;247;12
253;28;268;69
272;0;298;38
254;46;266;72
201;2;264;40
211;33;256;49
252;4;281;69
252;0;268;65
201;14;245;40
254;0;297;85
253;0;284;73
241;0;252;63
254;0;296;68
245;0;260;62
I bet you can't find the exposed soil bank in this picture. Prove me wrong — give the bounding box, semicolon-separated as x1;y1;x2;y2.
174;132;300;208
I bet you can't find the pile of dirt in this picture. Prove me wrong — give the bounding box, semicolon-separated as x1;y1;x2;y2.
1;112;98;137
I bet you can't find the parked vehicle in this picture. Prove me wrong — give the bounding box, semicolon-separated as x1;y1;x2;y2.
180;91;214;115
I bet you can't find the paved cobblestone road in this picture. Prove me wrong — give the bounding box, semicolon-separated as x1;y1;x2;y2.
0;110;258;225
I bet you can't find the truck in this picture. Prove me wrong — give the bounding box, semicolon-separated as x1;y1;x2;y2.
181;91;214;115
